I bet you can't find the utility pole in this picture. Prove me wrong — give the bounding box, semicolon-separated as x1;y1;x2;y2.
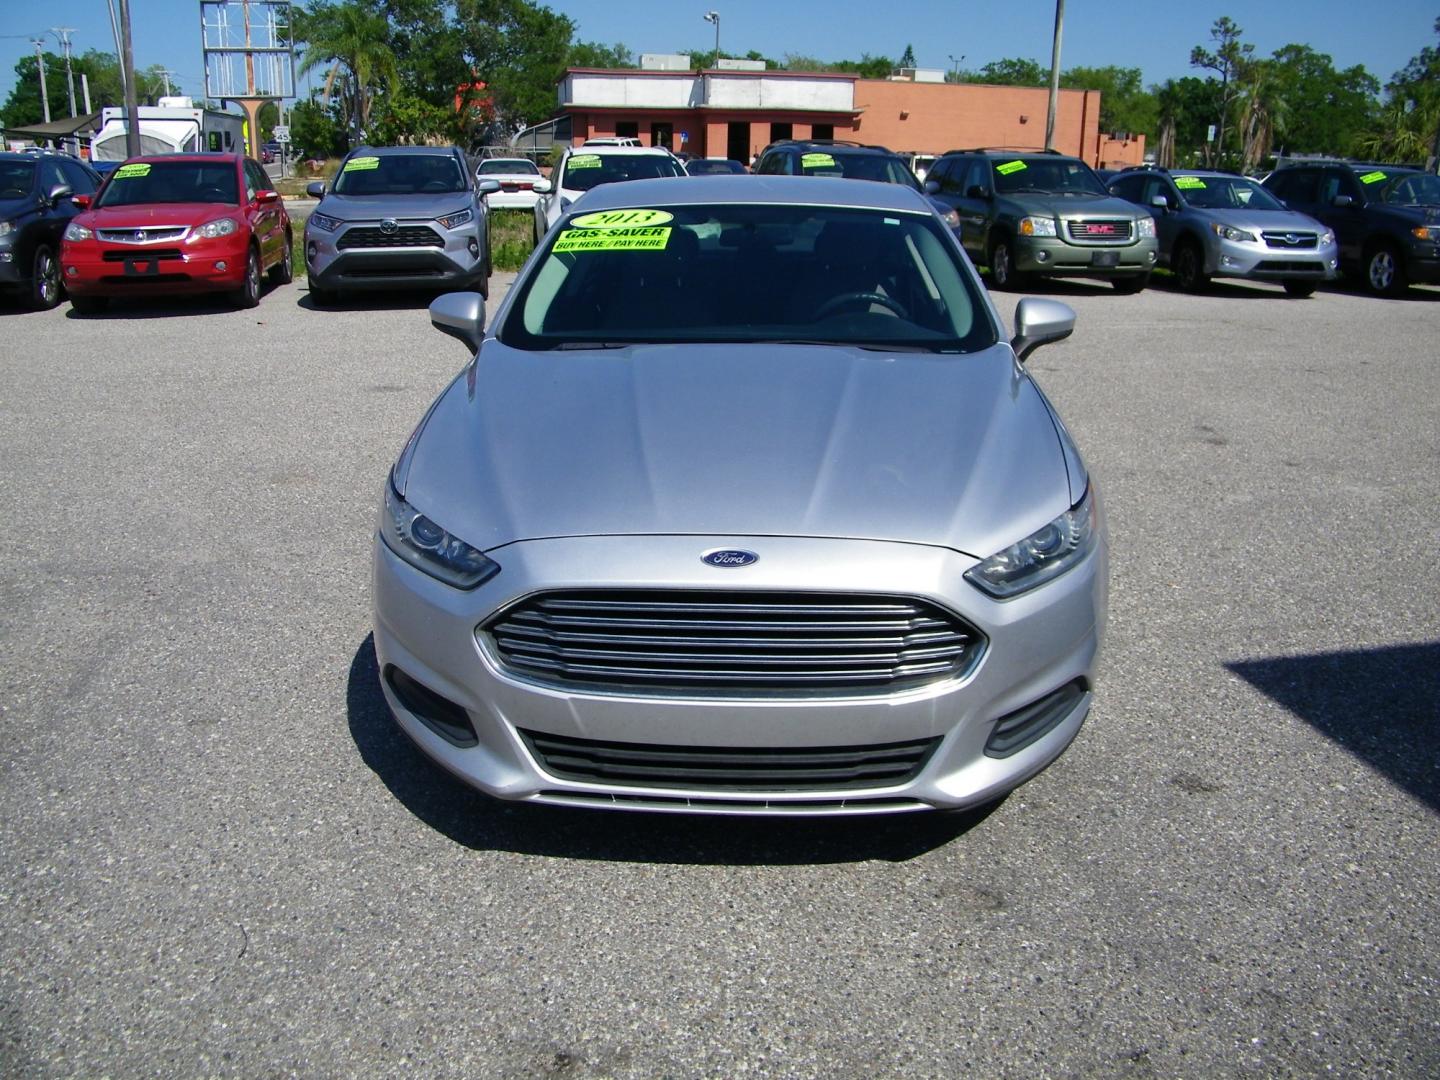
118;0;140;156
158;69;175;96
81;73;92;114
32;39;52;125
51;27;77;117
1043;0;1065;151
105;0;129;105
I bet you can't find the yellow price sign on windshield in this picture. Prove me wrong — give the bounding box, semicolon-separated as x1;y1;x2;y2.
343;156;380;172
114;163;151;179
553;227;672;253
571;209;675;229
801;153;836;169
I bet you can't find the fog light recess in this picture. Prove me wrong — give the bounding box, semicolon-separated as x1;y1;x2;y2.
984;680;1087;758
383;665;478;747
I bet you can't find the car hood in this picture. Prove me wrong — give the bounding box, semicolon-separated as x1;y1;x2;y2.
317;193;470;220
402;341;1073;559
1199;207;1328;233
84;203;238;227
1006;192;1145;220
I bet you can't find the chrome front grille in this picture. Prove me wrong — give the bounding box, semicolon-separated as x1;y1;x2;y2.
337;225;444;249
97;226;189;244
1261;231;1318;249
481;590;983;697
1066;219;1133;242
521;730;942;791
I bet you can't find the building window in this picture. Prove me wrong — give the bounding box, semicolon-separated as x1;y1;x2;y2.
652;121;674;149
770;122;792;143
813;124;834;140
616;121;639;139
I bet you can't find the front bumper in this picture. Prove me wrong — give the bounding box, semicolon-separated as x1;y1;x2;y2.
1404;247;1440;284
1014;234;1158;277
305;219;485;292
60;236;249;296
372;531;1108;816
1205;236;1339;281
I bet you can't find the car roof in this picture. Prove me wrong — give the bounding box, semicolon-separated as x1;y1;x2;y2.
767;141;898;157
121;153;245;164
565;145;677;157
349;145;461;158
561;175;933;213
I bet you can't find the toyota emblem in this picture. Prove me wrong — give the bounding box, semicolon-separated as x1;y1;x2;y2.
380;218;399;234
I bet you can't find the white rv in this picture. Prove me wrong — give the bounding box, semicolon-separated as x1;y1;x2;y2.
91;98;247;161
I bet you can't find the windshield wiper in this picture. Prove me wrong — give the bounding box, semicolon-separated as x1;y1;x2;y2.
758;339;948;353
551;341;636;350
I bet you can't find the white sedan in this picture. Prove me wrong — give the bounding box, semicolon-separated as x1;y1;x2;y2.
474;157;543;211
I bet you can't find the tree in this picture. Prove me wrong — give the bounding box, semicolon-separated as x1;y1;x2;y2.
1384;16;1440;169
458;0;575;128
569;41;633;69
1060;66;1156;136
899;44;916;69
969;57;1046;86
1;50;174;127
1263;45;1377;157
1190;16;1254;166
289;94;348;158
1153;76;1223;167
295;0;400;138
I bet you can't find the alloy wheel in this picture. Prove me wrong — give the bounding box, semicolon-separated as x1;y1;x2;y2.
32;245;61;309
1367;250;1395;294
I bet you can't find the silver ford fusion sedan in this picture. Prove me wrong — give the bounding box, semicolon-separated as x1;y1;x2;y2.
373;176;1108;817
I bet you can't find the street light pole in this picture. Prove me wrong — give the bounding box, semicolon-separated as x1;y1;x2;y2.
948;54;965;81
32;39;51;125
703;11;720;64
1044;0;1065;151
51;28;77;117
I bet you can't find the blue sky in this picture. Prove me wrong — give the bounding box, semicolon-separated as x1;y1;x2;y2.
2;0;1434;107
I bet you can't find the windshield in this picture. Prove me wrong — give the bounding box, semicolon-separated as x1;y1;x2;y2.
559;153;685;192
0;161;36;199
478;159;539;175
95;160;238;206
685;159;746;176
332;154;466;195
1175;174;1285;211
1378;171;1440;206
993;157;1108;196
504;204;994;353
798;151;922;189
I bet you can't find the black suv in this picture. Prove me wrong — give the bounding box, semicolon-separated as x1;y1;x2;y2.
0;151;101;309
1263;162;1440;296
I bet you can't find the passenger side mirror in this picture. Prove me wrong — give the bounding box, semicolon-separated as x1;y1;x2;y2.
966;185;989;200
924;179;940;194
532;178;553;195
256;190;280;204
1150;194;1170;210
476;179;501;195
306;181;326;198
1010;297;1075;364
1332;194;1354;208
46;183;72;207
430;291;486;354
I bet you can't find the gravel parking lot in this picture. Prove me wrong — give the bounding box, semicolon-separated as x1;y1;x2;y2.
2;273;1437;1077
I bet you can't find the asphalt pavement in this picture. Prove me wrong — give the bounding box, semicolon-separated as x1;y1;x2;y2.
1;272;1437;1077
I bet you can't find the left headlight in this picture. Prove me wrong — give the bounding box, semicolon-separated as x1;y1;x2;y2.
381;478;499;589
1412;226;1439;242
0;220;14;239
1319;230;1335;246
63;221;92;242
309;211;342;232
1136;217;1156;238
938;207;961;229
1018;216;1058;237
190;217;239;240
965;487;1098;599
1212;223;1257;243
436;208;473;230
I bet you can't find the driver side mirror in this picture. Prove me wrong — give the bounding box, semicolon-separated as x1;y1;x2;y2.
430;291;486;354
1010;297;1075;364
257;190;280;204
46;183;73;207
306;181;326;198
532;178;553;195
1332;194;1355;208
924;179;940;194
1150;194;1170;210
966;185;990;200
476;179;501;196
70;193;91;209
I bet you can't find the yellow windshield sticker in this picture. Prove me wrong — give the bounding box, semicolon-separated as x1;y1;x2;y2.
1359;170;1387;184
343;156;380;171
571;209;675;229
801;153;836;168
996;160;1027;175
553;227;672;253
114;163;151;179
1174;176;1206;189
567;154;602;169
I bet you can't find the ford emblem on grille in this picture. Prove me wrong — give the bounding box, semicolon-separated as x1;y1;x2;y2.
380;218;399;234
702;549;759;568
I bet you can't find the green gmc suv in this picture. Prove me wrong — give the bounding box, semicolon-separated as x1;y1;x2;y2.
925;149;1159;292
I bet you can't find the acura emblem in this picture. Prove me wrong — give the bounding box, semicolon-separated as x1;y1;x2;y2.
133;230;146;242
702;549;758;568
380;218;399;234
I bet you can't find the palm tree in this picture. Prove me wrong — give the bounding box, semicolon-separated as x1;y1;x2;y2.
1354;100;1437;164
297;1;399;140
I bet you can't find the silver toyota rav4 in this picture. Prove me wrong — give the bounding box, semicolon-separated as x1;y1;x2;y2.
373;177;1108;817
304;145;500;304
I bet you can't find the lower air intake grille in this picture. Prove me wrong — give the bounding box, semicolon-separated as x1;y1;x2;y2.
520;729;941;791
482;590;983;697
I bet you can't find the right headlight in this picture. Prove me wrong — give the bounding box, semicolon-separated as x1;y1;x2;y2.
1136;217;1156;238
0;220;14;239
381;478;499;589
1212;223;1257;243
965;487;1098;599
1018;216;1058;237
309;211;342;232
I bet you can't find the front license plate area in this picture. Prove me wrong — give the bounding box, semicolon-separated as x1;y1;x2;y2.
1090;250;1120;268
124;258;159;276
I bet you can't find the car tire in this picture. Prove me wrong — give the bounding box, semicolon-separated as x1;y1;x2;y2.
1174;240;1209;293
268;233;294;286
1283;280;1318;298
988;237;1025;291
1364;243;1408;297
68;294;107;315
1111;272;1150;295
233;246;262;309
28;243;62;310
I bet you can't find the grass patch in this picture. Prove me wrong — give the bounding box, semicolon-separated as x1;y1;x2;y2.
490;210;535;272
291;233;307;278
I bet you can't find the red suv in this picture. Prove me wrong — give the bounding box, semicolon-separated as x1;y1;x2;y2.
61;154;292;312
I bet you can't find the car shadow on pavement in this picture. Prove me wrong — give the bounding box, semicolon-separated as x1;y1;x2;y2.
1226;641;1440;814
296;290;438;312
62;293;274;319
346;635;997;863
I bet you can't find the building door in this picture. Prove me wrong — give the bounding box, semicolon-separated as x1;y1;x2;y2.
813;124;834;140
727;122;749;162
770;122;793;143
652;122;674;149
615;121;639;140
